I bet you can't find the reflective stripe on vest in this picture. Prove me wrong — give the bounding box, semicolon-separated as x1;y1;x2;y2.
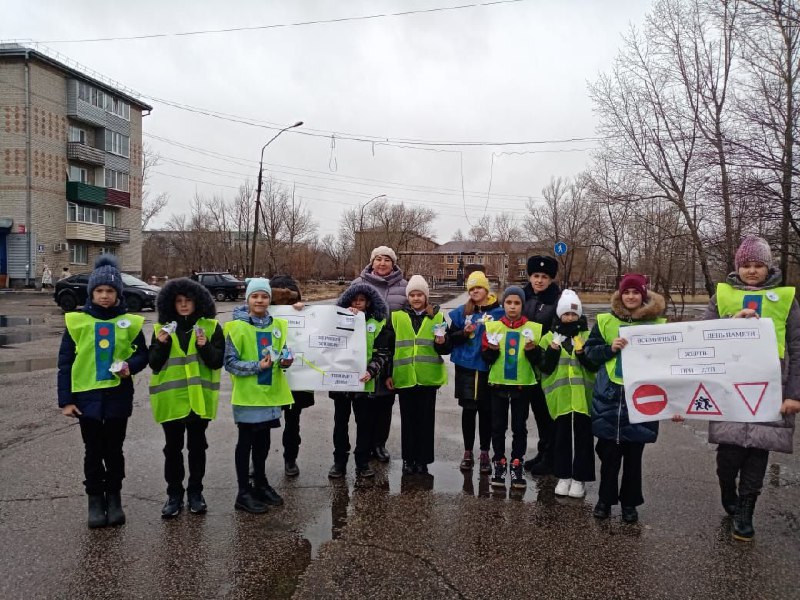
486;320;542;386
391;311;447;389
539;330;595;418
596;312;667;384
149;317;221;423
65;311;145;393
716;283;795;358
223;318;294;407
364;317;386;393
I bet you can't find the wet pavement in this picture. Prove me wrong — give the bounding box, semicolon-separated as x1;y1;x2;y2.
0;294;798;599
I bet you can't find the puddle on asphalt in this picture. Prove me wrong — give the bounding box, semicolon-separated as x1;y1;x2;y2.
0;356;57;374
301;460;558;558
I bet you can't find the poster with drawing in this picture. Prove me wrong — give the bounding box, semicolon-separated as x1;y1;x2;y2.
619;319;783;423
269;305;367;391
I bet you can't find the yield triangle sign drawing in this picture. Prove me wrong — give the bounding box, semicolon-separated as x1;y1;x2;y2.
734;382;769;416
686;383;723;416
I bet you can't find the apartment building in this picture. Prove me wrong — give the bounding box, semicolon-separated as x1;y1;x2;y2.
0;43;152;287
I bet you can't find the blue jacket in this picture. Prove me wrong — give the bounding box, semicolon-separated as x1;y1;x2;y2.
583;291;665;444
448;298;504;372
56;300;148;421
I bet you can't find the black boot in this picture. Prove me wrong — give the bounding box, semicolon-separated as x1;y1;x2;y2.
187;492;207;515
720;483;737;517
87;494;107;529
161;493;183;519
106;492;126;526
235;489;268;514
253;482;284;506
328;462;346;479
374;446;391;463
732;495;757;541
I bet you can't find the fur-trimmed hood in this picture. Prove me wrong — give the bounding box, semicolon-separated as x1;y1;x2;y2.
156;277;216;324
335;282;388;321
269;274;302;305
610;290;666;322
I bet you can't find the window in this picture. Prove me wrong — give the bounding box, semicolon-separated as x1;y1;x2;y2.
104;169;129;192
466;256;475;264
78;82;130;121
446;255;454;264
446;269;455;277
517;256;525;265
68;126;86;143
69;166;88;183
99;247;117;256
477;255;484;264
518;269;526;278
105;131;130;157
70;243;88;265
67;202;107;225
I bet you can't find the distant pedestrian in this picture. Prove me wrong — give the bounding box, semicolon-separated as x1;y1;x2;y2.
481;286;542;492
224;278;294;514
41;264;52;289
447;271;504;474
388;275;450;475
56;255;148;528
699;236;800;541
539;290;597;499
148;278;224;518
584;274;665;524
59;266;71;280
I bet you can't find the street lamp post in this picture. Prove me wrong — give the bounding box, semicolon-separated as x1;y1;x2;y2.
358;194;386;273
250;120;304;277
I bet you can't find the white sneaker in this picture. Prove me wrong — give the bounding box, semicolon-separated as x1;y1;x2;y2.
568;480;586;498
555;478;572;496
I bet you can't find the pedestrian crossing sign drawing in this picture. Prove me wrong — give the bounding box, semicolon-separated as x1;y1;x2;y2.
686;383;723;416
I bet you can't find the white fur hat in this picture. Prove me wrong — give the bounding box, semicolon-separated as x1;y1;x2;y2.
556;289;583;318
370;246;398;263
406;274;430;298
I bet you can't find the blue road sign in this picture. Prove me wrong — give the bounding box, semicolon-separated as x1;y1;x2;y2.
554;241;568;256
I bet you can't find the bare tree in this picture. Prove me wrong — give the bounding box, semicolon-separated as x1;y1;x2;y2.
141;144;169;230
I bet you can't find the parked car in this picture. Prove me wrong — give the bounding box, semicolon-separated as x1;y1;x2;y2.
53;272;159;312
190;272;246;302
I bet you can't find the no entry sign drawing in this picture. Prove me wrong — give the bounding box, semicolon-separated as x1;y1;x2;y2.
619;319;782;423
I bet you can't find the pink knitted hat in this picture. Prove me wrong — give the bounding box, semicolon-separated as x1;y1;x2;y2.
735;235;772;269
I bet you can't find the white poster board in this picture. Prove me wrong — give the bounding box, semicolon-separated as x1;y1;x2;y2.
619;319;783;423
269;305;367;391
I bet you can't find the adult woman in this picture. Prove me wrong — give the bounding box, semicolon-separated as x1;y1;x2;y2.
352;246;408;462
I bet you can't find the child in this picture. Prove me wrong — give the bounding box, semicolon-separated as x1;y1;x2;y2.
57;256;148;528
584;274;665;523
148;278;225;517
703;235;800;541
224;278;294;514
448;271;504;473
481;286;542;490
270;274;314;478
388;275;450;475
538;289;597;498
328;283;394;479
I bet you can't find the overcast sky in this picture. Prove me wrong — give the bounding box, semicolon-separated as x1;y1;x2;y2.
3;0;653;241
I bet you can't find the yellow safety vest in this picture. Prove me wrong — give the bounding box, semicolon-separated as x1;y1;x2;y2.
486;319;542;386
65;311;144;393
391;310;447;389
596;312;667;384
716;283;795;358
364;317;386;393
149;318;221;423
539;330;595;418
223;318;294;407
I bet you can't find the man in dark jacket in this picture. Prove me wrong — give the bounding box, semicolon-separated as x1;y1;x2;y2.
521;255;561;475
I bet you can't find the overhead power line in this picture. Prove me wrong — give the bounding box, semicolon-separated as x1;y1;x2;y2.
37;0;529;43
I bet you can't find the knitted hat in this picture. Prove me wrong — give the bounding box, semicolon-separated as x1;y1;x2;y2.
87;255;123;298
370;246;398;263
556;289;583;317
245;277;271;300
501;285;526;304
526;255;558;278
618;273;648;300
406;274;430;298
466;271;490;292
735;235;772;269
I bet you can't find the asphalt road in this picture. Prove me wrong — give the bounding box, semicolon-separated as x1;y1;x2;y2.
0;292;798;599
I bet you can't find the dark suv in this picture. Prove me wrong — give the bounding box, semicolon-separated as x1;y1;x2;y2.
54;272;159;312
191;272;246;302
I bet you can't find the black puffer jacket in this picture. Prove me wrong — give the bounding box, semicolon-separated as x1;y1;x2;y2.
148;277;225;373
522;281;561;335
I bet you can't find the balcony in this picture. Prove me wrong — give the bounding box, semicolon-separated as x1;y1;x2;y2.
67;142;105;166
106;188;131;208
66;182;106;205
66;222;105;242
105;226;131;244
